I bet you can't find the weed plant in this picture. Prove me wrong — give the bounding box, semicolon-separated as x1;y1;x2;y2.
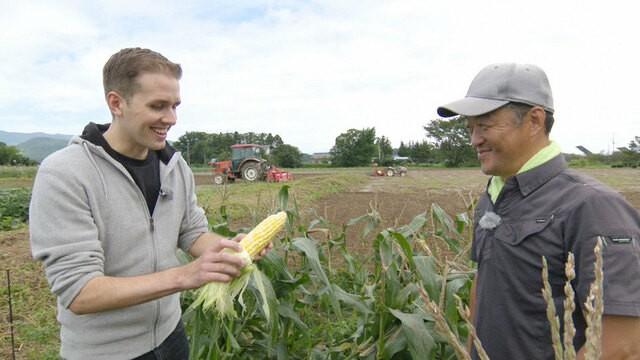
0;188;31;230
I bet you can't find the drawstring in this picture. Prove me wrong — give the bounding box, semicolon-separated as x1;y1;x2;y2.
177;158;191;221
81;141;109;198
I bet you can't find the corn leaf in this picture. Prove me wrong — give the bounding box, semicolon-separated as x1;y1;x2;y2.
414;256;440;301
277;302;308;330
389;309;435;358
332;284;372;314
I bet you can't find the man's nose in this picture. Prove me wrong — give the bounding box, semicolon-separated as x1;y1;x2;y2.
164;108;177;125
470;128;483;147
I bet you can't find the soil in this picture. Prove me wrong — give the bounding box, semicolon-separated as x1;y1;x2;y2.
2;167;640;357
7;168;640;264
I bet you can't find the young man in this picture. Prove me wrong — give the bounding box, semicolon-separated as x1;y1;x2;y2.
437;63;640;359
30;48;264;359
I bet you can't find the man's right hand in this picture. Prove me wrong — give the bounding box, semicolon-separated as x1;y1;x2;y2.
178;237;247;290
69;235;248;315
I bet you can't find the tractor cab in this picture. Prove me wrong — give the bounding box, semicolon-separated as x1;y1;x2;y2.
231;144;267;173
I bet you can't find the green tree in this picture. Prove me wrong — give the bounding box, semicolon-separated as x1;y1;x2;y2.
409;140;435;164
628;136;640;153
0;142;35;165
610;136;640;167
330;128;377;167
173;131;288;165
173;131;209;165
271;144;303;168
424;117;477;167
397;141;411;157
375;136;393;165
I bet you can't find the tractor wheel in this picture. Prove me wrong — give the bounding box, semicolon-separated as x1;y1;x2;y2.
399;171;407;177
213;174;226;185
242;163;261;182
386;168;395;177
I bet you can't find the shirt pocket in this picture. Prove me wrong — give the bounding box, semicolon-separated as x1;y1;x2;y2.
600;234;640;312
492;214;560;280
494;214;555;246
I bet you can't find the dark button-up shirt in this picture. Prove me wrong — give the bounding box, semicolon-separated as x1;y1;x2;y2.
471;154;640;359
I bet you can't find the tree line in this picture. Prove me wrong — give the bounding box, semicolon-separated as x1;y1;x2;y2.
568;136;640;168
330;117;477;167
7;118;637;169
0;142;36;165
172;131;304;168
168;117;480;168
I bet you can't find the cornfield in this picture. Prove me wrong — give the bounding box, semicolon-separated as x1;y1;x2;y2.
182;185;605;359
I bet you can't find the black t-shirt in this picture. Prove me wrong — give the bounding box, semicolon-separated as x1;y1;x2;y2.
81;123;173;216
103;145;160;215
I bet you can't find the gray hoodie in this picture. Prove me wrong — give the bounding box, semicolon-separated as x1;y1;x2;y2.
30;135;208;359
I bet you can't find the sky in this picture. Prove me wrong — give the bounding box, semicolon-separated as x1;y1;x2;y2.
1;0;639;154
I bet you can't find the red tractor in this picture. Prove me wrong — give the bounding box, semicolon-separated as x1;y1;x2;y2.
208;144;293;185
372;165;408;177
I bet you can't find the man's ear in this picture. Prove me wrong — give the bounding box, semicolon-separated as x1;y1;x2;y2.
527;106;546;136
106;91;125;117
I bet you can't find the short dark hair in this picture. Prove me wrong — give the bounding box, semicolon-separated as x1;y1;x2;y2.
506;102;554;135
103;47;182;100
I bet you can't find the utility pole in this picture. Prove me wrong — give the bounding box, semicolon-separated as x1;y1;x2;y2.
186;140;191;165
607;134;615;155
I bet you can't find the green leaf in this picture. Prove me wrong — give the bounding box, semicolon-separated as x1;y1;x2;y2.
394;283;419;310
277;302;308;329
380;326;407;359
292;237;341;316
277;185;290;211
388;309;435;358
390;231;415;270
398;211;428;238
249;269;276;323
414;256;440;301
431;203;456;234
454;212;470;234
376;232;394;270
291;237;329;287
332;284;373;314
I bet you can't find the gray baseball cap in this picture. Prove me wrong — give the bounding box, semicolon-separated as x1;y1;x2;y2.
437;63;554;117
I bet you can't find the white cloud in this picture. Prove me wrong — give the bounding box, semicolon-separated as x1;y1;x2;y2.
1;0;639;154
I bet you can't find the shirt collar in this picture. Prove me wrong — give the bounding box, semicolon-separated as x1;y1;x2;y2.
488;141;564;202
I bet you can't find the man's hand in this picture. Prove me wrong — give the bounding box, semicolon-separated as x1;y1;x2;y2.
177;237;247;290
68;232;266;315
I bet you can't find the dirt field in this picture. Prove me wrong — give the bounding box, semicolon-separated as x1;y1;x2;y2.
2;167;640;358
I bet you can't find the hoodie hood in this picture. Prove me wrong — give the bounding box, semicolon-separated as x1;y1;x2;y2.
80;122;176;164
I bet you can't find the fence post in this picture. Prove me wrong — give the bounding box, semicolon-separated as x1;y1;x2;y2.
6;269;16;360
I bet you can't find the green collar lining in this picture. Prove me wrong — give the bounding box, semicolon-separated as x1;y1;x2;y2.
488;141;561;203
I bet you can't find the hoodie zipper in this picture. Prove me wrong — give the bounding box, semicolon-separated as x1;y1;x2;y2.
81;140;179;348
91;145;161;347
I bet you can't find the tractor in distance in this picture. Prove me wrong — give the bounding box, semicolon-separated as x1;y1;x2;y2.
372;165;408;177
208;144;293;185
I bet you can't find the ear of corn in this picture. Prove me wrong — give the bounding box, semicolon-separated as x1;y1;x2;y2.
240;211;287;258
189;211;287;318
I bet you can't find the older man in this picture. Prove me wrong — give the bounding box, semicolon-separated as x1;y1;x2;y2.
437;63;640;359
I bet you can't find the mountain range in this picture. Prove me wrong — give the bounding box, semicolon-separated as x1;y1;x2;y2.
1;130;73;163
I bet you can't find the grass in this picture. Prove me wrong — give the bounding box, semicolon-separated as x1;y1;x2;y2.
1;229;59;359
0;166;36;190
196;172;370;226
0;166;38;179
